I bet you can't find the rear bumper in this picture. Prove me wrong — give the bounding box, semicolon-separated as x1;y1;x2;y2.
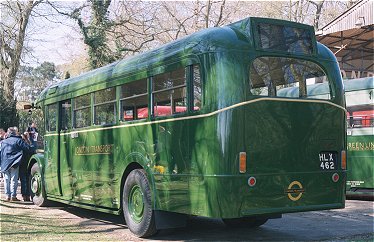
241;203;344;216
207;171;346;218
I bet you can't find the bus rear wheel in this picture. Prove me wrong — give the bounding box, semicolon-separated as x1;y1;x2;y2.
30;163;48;207
222;217;268;228
123;169;157;237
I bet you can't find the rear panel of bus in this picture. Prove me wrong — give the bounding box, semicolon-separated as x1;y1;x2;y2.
163;19;347;218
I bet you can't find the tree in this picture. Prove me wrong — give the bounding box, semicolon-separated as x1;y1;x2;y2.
154;1;253;43
0;0;41;101
269;0;357;30
310;0;326;30
48;0;160;69
15;61;60;101
0;89;18;130
48;1;354;72
48;0;120;69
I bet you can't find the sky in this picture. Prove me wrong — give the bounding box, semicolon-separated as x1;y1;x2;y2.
25;1;86;66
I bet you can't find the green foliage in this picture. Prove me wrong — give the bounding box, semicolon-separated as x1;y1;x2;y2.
72;0;116;69
16;62;60;100
34;62;57;81
0;88;18;130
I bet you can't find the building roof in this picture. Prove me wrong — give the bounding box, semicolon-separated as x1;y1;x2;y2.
316;0;373;63
318;0;372;35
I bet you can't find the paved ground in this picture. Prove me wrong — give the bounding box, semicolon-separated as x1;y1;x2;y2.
0;179;373;241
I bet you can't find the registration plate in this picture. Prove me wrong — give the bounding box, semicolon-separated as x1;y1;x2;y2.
319;152;337;170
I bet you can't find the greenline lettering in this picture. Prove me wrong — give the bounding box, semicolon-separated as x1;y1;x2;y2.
347;142;374;151
75;144;114;155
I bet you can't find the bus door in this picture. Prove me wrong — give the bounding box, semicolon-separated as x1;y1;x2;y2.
59;100;74;199
44;103;62;196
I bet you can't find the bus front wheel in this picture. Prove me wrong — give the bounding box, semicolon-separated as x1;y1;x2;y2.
30;163;48;207
222;217;268;228
123;169;157;237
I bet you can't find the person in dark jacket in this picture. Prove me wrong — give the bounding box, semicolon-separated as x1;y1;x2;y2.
0;128;4;179
0;127;35;202
19;132;35;201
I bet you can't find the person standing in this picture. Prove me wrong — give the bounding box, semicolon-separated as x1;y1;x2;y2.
0;127;35;202
0;128;4;179
27;122;38;148
19;132;34;201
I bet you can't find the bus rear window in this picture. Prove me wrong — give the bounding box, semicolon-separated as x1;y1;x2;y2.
249;57;333;100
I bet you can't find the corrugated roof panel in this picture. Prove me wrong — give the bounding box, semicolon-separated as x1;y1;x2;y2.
319;0;373;35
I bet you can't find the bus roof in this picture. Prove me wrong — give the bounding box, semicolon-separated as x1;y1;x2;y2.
276;77;373;98
344;77;374;92
37;17;333;105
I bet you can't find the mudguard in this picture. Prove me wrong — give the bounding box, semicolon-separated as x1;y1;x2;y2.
28;152;46;180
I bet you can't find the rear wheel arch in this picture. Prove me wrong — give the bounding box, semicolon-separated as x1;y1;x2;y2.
27;153;45;175
120;155;157;211
120;162;144;209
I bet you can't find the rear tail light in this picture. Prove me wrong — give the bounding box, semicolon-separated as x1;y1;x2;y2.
248;177;256;187
332;173;339;182
239;152;246;173
341;150;346;170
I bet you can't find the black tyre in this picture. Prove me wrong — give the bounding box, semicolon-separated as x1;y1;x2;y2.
222;217;268;228
30;163;48;207
123;169;157;237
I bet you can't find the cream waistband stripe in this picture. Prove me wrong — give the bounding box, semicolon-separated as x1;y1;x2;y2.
44;98;346;137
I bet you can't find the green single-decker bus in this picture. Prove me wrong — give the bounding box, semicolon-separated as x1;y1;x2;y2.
28;17;347;237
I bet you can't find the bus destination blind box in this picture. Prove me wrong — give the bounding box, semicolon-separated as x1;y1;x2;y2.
255;21;315;55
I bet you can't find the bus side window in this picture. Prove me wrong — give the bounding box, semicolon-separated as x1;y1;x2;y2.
352;116;363;127
73;93;91;128
153;68;187;117
46;103;58;132
61;100;72;130
192;65;202;111
120;78;148;121
94;87;116;125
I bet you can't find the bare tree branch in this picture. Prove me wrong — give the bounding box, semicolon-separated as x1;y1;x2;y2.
0;0;40;101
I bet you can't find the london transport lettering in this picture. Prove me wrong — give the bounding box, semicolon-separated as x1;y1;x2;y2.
347;142;374;151
75;144;114;155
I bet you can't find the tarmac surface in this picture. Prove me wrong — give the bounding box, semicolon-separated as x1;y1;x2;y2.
0;177;373;241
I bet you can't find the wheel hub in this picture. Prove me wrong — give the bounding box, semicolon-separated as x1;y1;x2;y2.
31;174;41;194
128;185;144;223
